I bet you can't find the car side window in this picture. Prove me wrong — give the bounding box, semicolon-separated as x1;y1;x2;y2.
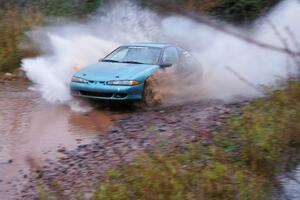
162;47;179;64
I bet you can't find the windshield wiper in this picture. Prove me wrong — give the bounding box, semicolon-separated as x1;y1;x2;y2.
101;59;120;63
122;61;145;64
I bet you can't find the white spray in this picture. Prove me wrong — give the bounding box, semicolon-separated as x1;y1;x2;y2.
22;0;300;107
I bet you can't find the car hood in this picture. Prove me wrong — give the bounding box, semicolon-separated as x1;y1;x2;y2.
74;62;160;81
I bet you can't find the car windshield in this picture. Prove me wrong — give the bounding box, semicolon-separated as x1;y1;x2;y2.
102;46;162;65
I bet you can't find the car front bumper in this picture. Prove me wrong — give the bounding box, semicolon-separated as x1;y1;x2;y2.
70;82;144;100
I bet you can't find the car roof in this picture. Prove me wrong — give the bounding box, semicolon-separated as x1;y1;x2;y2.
122;42;173;48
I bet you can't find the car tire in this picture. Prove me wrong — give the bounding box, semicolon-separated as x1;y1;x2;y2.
142;76;161;107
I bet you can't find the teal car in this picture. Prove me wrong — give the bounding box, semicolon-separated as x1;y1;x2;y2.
70;43;196;104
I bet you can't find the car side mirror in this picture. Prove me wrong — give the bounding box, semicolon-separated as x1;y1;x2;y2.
160;63;172;68
98;58;103;62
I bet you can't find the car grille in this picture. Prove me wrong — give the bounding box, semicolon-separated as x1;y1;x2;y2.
88;80;106;84
79;90;113;98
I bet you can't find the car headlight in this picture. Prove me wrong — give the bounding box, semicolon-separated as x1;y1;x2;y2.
71;76;88;83
106;80;140;86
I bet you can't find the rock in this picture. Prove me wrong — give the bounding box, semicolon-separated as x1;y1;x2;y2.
2;73;17;81
78;144;88;149
4;73;13;77
57;147;66;153
110;127;120;133
16;69;26;78
157;128;167;132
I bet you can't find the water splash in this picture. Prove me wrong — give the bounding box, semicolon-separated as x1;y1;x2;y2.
22;0;300;108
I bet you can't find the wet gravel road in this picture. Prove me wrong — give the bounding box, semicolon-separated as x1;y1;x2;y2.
19;99;243;199
1;81;299;200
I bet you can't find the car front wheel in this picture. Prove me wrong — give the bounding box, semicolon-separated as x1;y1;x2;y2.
142;77;161;106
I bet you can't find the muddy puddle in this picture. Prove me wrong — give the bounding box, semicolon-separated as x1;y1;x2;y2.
0;82;123;199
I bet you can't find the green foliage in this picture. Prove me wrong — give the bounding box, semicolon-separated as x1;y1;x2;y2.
40;0;104;17
142;0;280;24
228;82;300;172
92;147;271;200
0;6;43;72
91;82;300;200
208;0;281;24
1;0;104;17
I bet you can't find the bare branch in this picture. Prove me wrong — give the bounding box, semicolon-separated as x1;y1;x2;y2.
265;18;300;68
224;66;264;94
286;27;300;52
265;18;290;52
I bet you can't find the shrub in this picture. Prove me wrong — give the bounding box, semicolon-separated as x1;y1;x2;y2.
0;0;104;73
142;0;280;24
0;6;43;72
208;0;281;24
